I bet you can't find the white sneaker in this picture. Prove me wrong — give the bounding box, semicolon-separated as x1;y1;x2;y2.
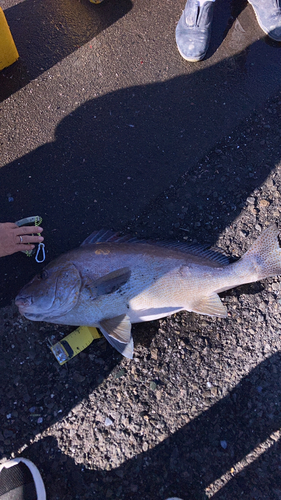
0;458;46;500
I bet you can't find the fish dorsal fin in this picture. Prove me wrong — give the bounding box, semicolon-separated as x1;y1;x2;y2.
81;230;228;266
152;242;229;266
192;293;227;317
81;230;139;246
88;267;131;298
81;230;117;246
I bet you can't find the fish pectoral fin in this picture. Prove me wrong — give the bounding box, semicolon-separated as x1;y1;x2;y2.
100;314;131;343
88;267;131;298
192;293;227;318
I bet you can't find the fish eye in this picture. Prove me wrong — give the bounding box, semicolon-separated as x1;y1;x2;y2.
40;270;48;280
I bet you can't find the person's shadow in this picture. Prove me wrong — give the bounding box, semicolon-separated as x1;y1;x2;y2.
24;352;281;499
0;34;281;305
0;35;281;499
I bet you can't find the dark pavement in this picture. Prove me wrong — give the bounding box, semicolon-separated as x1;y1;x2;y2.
1;0;281;304
0;1;281;499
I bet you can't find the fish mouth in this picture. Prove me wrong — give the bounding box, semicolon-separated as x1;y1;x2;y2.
15;295;48;320
15;295;33;311
15;276;59;315
15;265;80;319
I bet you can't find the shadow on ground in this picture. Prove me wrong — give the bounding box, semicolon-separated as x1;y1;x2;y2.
1;35;281;499
24;352;281;499
0;0;132;101
1;39;281;305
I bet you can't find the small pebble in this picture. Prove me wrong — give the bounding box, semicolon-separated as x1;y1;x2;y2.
220;440;228;449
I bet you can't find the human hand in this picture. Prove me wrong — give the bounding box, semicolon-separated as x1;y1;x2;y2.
0;223;44;257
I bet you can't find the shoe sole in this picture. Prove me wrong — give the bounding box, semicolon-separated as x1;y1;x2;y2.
176;43;206;62
0;458;46;500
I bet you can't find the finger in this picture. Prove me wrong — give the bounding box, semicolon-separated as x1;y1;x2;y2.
17;226;43;235
18;244;35;251
18;235;44;245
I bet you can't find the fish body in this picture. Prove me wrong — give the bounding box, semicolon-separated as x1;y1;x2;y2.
15;226;281;358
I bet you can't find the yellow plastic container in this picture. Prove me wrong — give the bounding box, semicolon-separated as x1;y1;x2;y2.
0;7;19;71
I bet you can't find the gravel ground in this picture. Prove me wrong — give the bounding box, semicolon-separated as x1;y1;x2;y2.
1;92;281;499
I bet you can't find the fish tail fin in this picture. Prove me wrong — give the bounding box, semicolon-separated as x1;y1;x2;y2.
241;224;281;281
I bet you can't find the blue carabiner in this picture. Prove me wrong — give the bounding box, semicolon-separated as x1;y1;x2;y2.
35;242;45;263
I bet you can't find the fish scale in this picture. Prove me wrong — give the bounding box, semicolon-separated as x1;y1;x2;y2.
15;225;281;359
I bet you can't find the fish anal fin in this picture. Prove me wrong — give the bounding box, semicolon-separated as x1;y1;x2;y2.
192;293;227;318
100;314;131;343
87;267;131;298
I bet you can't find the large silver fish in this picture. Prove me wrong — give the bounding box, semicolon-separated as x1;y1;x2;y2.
15;226;281;359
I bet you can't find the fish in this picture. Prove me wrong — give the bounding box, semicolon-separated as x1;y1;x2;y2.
15;225;281;359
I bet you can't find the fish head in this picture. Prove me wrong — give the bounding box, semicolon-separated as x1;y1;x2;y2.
15;260;81;321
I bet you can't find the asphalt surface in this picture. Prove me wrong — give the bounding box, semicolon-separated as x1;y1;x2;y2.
1;0;281;304
0;0;281;499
